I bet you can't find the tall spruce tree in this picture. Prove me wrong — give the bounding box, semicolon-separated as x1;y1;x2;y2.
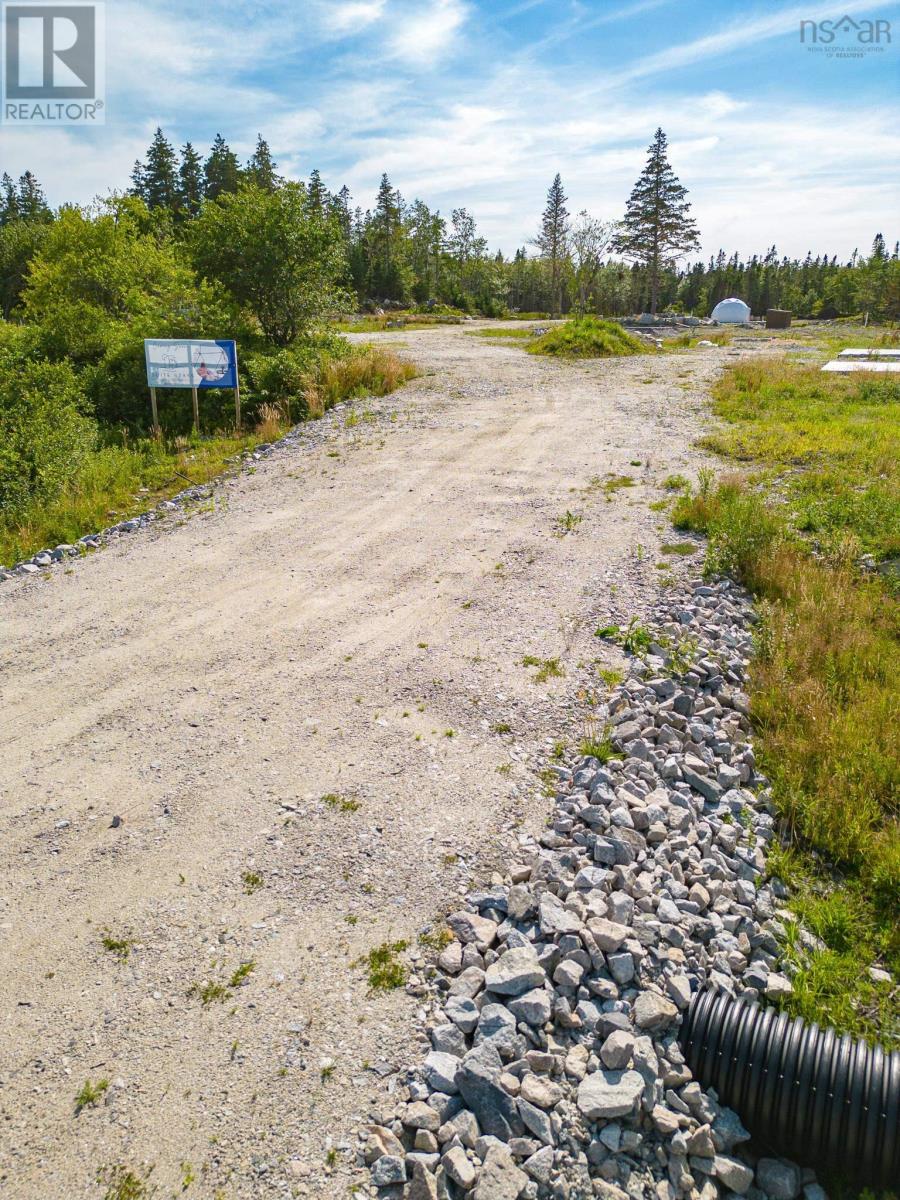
1;172;18;223
129;159;147;202
331;184;352;237
535;174;569;314
177;142;204;218
204;134;241;200
614;128;700;314
368;173;408;300
141;127;179;212
306;168;327;214
16;171;51;221
246;135;278;190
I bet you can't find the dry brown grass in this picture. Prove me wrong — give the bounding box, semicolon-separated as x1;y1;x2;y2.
302;347;417;419
254;402;290;442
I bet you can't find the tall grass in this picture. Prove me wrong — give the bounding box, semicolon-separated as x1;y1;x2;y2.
0;433;262;566
0;345;415;566
673;359;900;1044
305;346;417;417
528;316;647;358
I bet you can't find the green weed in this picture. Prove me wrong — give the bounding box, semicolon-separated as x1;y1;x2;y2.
101;932;133;962
597;667;624;688
191;981;229;1006
228;960;256;989
356;940;409;992
241;870;263;894
75;1077;109;1113
323;793;360;813
522;655;565;683
97;1164;154;1200
419;925;454;952
556;510;583;534
663;473;690;491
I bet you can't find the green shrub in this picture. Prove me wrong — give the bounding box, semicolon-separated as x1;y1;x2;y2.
528;316;646;358
188;183;352;345
0;352;96;520
242;343;323;423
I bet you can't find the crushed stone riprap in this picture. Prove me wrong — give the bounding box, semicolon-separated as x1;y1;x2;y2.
358;577;822;1200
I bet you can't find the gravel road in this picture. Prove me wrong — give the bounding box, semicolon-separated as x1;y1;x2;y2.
0;326;735;1198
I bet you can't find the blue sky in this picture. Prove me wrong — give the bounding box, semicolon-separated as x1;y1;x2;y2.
2;0;898;260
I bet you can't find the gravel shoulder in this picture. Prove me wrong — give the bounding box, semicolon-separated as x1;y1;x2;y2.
0;327;739;1198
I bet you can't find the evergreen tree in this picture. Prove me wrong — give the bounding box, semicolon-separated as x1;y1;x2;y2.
141;127;179;212
1;172;18;223
129;159;147;202
177;142;204;219
204;134;241;200
306;168;328;214
16;171;51;221
331;184;352;237
535;174;569;314
614;128;700;314
246;135;278;190
367;174;410;300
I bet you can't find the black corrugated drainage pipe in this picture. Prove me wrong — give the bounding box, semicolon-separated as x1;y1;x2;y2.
677;988;900;1188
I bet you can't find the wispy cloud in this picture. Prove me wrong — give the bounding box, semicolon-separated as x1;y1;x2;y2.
387;0;469;65
518;0;673;56
322;0;387;34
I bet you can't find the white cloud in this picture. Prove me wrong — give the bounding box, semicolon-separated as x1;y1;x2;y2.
387;0;469;65
322;0;387;34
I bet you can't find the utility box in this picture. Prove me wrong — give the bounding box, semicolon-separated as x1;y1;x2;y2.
766;309;792;329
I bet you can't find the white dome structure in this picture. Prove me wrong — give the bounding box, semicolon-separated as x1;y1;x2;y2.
711;297;751;324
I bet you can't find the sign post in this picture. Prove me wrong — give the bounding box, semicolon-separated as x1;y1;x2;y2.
143;339;240;432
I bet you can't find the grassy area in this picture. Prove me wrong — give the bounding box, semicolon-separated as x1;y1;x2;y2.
665;330;732;350
333;313;464;332
672;357;899;1047
528;316;647;358
756;323;899;359
700;361;899;560
0;345;415;567
469;325;544;340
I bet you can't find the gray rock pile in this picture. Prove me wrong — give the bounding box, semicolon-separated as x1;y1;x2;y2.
358;578;822;1200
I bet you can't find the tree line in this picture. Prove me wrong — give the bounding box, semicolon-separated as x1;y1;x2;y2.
1;125;897;335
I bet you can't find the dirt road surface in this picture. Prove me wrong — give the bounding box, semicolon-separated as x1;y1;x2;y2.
0;327;733;1198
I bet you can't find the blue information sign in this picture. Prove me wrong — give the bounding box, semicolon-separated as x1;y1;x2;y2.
144;339;238;390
